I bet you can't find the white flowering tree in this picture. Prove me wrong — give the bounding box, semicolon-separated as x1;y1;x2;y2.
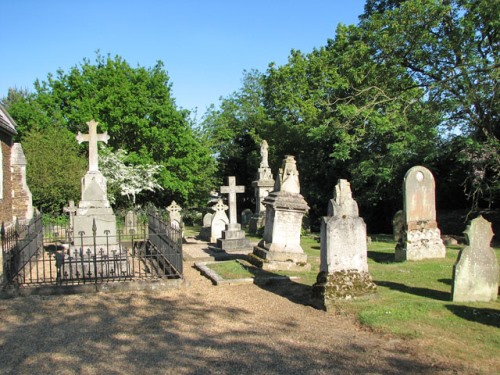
98;146;163;206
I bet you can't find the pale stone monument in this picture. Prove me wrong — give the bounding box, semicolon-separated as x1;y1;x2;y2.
395;166;446;261
312;180;376;309
217;176;251;251
61;120;128;279
166;200;182;230
452;216;499;302
72;120;118;247
210;199;230;243
252;155;310;271
249;140;275;234
63;200;77;241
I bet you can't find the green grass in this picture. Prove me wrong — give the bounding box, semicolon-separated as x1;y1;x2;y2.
201;230;500;370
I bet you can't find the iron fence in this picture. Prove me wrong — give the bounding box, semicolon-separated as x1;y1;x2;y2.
1;209;182;288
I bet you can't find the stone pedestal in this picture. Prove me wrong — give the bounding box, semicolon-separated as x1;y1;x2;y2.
251;156;310;271
311;179;376;310
217;223;252;252
249;177;274;234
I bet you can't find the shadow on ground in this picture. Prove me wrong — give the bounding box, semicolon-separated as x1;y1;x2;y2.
375;280;450;301
445;305;500;328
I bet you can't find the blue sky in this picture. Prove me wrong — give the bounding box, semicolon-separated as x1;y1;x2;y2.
1;0;366;118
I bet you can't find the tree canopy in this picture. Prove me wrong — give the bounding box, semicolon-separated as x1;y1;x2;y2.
3;53;217;211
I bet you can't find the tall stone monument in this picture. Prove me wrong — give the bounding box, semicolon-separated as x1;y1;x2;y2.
217;176;251;251
312;180;376;309
252;155;310;271
452;216;499;302
395;166;445;261
249;140;275;234
72;120;117;247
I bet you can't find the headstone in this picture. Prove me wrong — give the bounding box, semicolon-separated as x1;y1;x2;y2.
63;200;77;241
312;180;376;309
68;120;127;278
166;200;182;230
249;140;275;234
210;199;229;243
241;208;253;227
252;155;310;271
124;210;138;235
392;210;404;242
395;166;446;261
198;212;213;241
452;216;499;302
217;177;251;252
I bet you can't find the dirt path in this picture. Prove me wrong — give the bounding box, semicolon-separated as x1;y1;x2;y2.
0;241;464;375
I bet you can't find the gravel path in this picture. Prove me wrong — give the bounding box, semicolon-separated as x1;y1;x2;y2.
0;241;462;375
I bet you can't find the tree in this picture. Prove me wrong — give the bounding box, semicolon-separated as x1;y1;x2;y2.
22;125;87;213
360;0;500;208
5;53;217;207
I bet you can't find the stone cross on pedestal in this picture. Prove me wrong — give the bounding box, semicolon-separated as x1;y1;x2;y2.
63;200;77;240
220;176;245;227
76;120;110;172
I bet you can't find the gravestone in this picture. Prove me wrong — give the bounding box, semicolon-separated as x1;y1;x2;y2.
166;200;182;230
249;140;275;234
312;180;376;309
66;120;128;279
252;155;310;271
392;210;404;243
63;200;77;241
241;208;253;227
395;166;446;261
124;210;138;235
210;199;229;243
452;216;499;302
217;177;251;252
199;212;213;241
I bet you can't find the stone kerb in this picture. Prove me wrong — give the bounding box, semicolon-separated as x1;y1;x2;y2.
312;179;376;309
395;166;445;261
252;155;310;271
452;216;499;302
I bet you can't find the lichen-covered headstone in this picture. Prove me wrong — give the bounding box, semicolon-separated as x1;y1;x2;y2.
312;179;376;309
452;216;499;302
252;155;310;271
395;166;445;261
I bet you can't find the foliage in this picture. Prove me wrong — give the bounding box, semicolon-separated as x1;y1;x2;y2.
98;146;163;207
4;53;217;207
22;125;87;213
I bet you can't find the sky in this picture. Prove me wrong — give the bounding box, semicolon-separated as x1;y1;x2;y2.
1;0;366;119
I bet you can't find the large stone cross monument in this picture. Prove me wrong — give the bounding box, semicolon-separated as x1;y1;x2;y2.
72;120;117;247
217;176;251;252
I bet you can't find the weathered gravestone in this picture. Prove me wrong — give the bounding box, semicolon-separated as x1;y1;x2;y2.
249;140;275;234
198;212;213;241
395;166;446;261
252;155;310;271
166;200;182;230
210;199;230;243
63;120;128;279
124;210;138;235
452;216;499;302
312;180;376;309
241;208;253;227
63;200;77;241
217;177;251;252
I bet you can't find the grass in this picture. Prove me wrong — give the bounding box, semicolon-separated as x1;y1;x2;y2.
203;229;500;370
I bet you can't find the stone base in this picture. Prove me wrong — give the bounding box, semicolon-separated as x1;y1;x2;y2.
395;228;446;261
250;246;310;271
60;245;130;281
216;229;252;252
311;270;377;310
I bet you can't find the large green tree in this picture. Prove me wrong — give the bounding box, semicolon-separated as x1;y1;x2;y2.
360;0;500;208
4;53;217;209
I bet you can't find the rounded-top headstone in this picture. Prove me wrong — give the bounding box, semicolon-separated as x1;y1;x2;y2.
403;166;436;228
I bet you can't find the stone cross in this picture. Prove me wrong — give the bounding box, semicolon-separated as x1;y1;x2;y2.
63;200;77;227
220;176;244;224
166;200;182;215
76;120;110;172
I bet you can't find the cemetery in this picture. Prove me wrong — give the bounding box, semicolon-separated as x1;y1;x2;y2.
1;1;499;373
